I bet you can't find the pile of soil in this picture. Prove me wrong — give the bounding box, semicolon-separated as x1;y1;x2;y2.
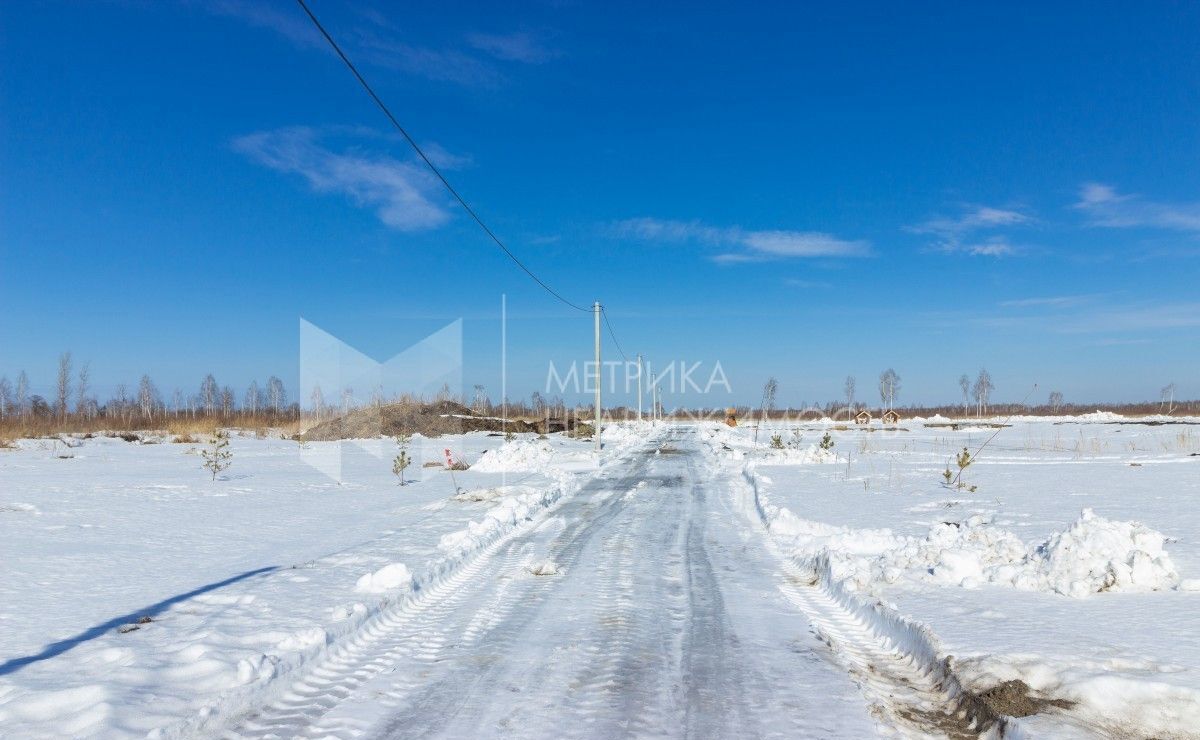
975;679;1074;718
300;400;543;441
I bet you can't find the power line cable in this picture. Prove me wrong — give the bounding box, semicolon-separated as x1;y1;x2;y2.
294;0;590;313
601;307;629;362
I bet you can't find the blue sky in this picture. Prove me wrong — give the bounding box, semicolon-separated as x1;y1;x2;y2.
2;1;1198;408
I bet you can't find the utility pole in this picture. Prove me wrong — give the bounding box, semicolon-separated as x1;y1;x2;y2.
593;301;602;454
636;354;643;422
650;371;657;422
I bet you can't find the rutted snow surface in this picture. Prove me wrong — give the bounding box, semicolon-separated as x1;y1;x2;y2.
1;419;1199;738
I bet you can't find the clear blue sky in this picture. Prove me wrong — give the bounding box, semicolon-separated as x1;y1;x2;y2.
2;1;1198;408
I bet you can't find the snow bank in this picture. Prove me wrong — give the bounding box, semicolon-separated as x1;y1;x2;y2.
436;478;572;558
471;439;555;472
739;464;1181;598
354;563;413;594
1029;509;1179;597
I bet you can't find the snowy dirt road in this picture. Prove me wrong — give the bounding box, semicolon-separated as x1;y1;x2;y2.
228;427;910;739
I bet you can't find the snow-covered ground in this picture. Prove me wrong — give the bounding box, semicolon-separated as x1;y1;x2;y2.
1;416;1198;738
708;414;1200;738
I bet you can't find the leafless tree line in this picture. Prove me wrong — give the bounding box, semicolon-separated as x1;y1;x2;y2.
0;352;297;433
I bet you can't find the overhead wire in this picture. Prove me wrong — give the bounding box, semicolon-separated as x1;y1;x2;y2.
294;0;590;314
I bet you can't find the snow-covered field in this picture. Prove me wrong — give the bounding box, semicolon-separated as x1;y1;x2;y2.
1;415;1198;738
711;413;1200;738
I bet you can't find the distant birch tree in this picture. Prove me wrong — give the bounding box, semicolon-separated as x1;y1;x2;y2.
77;363;93;419
972;368;994;417
200;374;219;415
266;376;286;414
0;376;11;419
1160;383;1176;415
56;352;72;421
844;375;856;417
1048;390;1064;413
137;375;160;419
878;369;900;410
958;374;970;417
15;371;28;419
310;384;325;419
244;380;260;415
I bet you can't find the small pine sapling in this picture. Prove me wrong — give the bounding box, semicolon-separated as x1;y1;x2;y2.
201;431;232;481
393;434;412;485
951;447;977;492
819;432;835;451
769;433;784;449
788;429;803;449
504;430;515;443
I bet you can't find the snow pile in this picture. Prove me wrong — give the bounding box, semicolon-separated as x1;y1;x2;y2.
354;563;413;594
1076;410;1125;422
471;439;555;472
1027;508;1179;597
743;466;1181;598
526;560;560;576
601;423;646;450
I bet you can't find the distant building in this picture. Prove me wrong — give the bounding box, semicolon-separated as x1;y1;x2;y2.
855;410;872;425
882;409;901;426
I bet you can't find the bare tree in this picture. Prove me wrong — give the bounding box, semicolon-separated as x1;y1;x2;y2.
878;368;900;410
530;391;546;415
221;386;235;416
266;376;286;414
56;352;72;421
341;386;354;415
753;377;778;447
1048;390;1064;413
958;374;970;417
77;363;92;419
0;376;11;419
310;384;325;419
472;384;489;413
1160;383;1176;415
137;375;160;419
15;371;28;419
244;380;260;415
971;368;994;417
200;374;219;415
844;375;856;418
173;388;184;415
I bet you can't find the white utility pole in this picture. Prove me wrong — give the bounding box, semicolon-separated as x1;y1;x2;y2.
636;354;643;422
593;301;602;454
650;371;657;422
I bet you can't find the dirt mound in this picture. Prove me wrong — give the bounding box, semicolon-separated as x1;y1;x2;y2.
300;400;538;441
975;679;1074;718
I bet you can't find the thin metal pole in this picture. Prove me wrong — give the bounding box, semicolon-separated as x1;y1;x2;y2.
501;294;507;437
594;301;602;454
636;354;643;422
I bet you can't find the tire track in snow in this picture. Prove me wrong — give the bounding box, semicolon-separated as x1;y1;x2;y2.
711;433;1013;739
220;437;661;739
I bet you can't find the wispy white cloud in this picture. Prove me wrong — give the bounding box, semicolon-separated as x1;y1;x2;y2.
1000;294;1103;308
969;300;1200;334
911;205;1032;257
354;30;502;87
466;31;557;63
205;2;541;87
612;218;870;262
205;0;324;50
1074;182;1200;232
784;278;833;289
233;127;451;231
